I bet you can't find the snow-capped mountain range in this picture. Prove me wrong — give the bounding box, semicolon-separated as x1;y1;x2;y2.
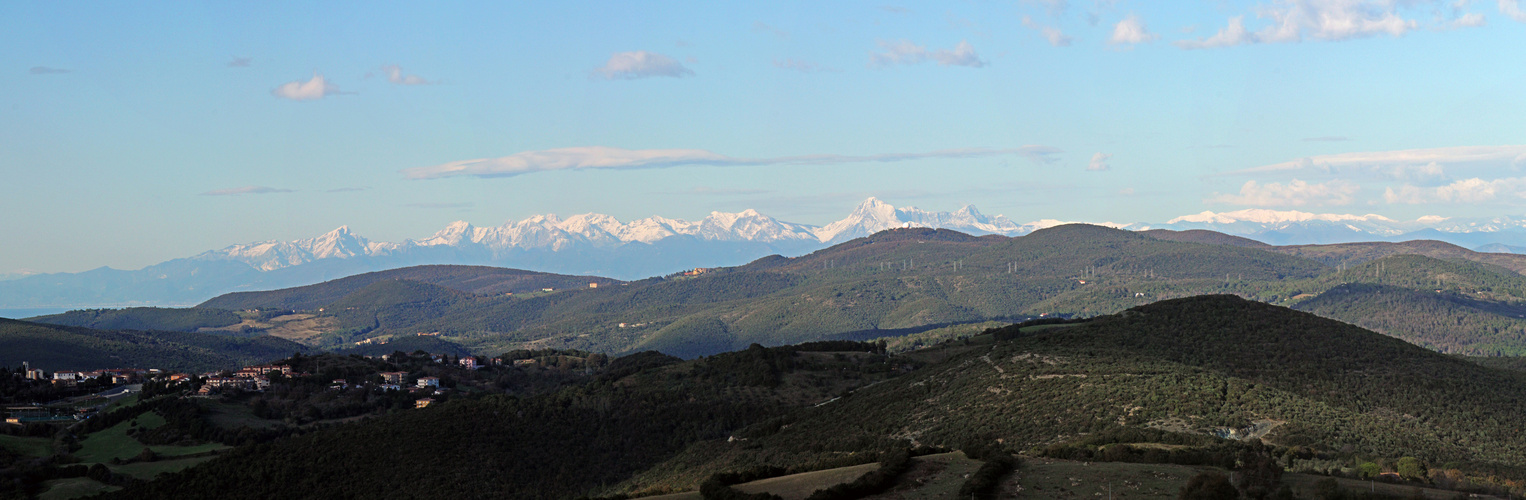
194;198;1036;273
10;197;1526;311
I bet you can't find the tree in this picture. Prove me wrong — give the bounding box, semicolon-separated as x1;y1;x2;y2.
1180;472;1238;500
1396;457;1427;482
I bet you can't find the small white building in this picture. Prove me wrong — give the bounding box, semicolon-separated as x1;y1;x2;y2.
417;377;440;388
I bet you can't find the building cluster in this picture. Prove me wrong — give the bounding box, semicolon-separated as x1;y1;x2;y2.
196;364;294;395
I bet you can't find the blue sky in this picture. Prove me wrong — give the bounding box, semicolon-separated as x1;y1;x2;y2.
3;1;1525;274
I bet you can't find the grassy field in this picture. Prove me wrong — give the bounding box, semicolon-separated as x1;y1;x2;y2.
204;399;282;430
0;433;54;457
37;477;118;500
731;462;880;500
862;451;984;500
75;412;227;464
109;455;221;480
1015;459;1214;499
1282;473;1503;500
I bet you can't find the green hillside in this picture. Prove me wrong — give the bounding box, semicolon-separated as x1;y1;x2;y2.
84;295;1526;500
27;307;242;332
0;318;312;372
197;265;622;311
98;226;1526;359
92;343;900;500
617;295;1526;493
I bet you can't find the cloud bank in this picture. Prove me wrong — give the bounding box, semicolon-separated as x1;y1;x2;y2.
1211;179;1359;206
403;145;1062;180
1227;145;1526;176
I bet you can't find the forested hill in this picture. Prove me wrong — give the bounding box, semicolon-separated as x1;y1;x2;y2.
93;342;900;500
97;295;1526;500
0;318;311;372
197;265;623;311
622;295;1526;492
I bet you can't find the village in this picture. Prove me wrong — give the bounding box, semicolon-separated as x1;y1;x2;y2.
3;349;609;427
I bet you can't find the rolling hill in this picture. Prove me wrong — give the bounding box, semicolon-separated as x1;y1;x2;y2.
0;318;312;373
614;295;1526;493
87;295;1526;499
51;225;1526;359
196;265;622;311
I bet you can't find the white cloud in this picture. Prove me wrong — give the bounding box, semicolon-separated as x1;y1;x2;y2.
1109;14;1159;45
1088;152;1112;171
1023;16;1074;46
227;57;252;68
593;51;694;80
1385;177;1526;204
1210;179;1360;206
869;40;986;68
202;186;294;196
1175;16;1254;49
1227;145;1526;176
402;145;1062;180
1176;0;1448;49
272;74;344;101
1504;0;1526;22
382;65;433;85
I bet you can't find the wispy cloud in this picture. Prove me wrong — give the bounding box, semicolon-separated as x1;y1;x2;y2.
202;186;294;196
403;145;1062;180
1109;14;1159;45
1023;0;1069;16
272;74;346;101
1023;16;1074;46
381;65;434;85
28;66;70;75
1503;0;1526;22
593;51;693;80
773;58;839;73
1224;145;1526;176
227;56;252;68
879;5;909;14
752;21;789;39
869;40;986;68
1087;152;1112;171
1210;179;1359;206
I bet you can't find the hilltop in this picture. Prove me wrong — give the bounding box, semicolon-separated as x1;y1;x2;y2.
0;318;311;373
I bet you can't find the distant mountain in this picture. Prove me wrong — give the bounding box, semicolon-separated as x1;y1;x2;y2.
10;198;1526;311
0;198;1041;309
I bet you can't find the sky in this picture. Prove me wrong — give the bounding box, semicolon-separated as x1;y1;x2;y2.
3;1;1525;275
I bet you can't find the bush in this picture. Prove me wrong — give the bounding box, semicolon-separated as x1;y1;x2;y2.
1179;472;1238;500
957;454;1018;500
